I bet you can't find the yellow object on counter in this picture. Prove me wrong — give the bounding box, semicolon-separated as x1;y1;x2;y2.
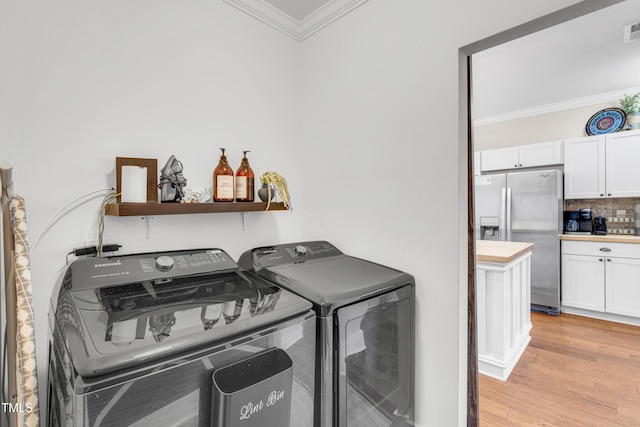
476;240;534;263
559;234;640;244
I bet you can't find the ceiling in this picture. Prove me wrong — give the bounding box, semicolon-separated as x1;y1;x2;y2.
472;0;640;122
263;0;332;21
223;1;640;120
222;0;369;41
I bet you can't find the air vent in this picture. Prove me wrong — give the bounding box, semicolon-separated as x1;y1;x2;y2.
624;22;640;43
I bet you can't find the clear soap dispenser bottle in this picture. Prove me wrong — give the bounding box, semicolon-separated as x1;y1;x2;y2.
235;150;255;202
213;148;234;202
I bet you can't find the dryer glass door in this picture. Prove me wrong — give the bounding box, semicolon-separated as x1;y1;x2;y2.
336;285;414;427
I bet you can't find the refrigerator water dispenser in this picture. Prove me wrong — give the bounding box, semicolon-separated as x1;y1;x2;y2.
479;217;500;241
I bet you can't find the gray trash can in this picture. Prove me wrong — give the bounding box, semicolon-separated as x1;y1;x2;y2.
211;348;293;427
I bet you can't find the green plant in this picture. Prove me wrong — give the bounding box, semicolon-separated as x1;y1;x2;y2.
260;171;291;210
620;93;640;114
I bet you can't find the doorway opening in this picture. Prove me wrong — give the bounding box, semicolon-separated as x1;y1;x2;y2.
459;1;626;424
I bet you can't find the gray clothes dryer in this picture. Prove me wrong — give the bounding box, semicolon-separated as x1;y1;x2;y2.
239;241;415;427
47;248;316;427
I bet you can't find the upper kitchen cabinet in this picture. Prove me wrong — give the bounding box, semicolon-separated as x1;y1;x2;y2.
480;146;518;172
479;140;563;172
564;135;606;199
606;130;640;198
564;129;640;199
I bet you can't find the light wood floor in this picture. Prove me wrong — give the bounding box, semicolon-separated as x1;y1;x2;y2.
479;312;640;426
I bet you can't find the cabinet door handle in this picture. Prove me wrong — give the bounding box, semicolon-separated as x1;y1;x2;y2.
607;259;611;262
599;247;611;252
599;258;604;262
600;194;604;197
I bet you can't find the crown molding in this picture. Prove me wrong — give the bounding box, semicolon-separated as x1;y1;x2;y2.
474;86;640;127
223;0;370;41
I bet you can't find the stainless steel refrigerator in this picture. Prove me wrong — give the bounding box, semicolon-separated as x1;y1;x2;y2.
474;169;563;314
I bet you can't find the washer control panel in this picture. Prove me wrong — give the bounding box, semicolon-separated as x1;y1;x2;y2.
154;255;175;272
245;241;343;269
71;249;238;290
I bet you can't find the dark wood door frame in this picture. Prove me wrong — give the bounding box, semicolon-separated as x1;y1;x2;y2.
458;1;623;425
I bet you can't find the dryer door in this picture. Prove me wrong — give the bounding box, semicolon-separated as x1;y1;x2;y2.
336;285;414;427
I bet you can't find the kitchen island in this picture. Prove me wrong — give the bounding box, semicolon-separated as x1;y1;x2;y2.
476;240;534;381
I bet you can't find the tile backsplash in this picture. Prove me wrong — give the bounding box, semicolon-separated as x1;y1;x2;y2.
564;198;640;234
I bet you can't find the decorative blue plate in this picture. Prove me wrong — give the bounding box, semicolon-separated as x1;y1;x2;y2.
586;108;626;135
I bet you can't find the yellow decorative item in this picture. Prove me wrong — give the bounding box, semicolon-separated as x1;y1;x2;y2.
260;171;291;211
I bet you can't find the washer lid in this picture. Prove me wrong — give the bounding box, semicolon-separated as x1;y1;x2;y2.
53;249;312;377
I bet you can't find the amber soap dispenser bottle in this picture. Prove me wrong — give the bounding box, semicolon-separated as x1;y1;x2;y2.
235;150;255;202
213;148;234;202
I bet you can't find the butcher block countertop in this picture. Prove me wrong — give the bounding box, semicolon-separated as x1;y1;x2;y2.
476;240;534;264
559;234;640;244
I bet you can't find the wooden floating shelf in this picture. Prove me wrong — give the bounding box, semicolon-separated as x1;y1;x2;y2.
105;202;288;217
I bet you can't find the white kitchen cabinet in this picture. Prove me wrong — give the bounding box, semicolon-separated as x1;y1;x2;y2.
605;130;640;198
561;240;640;319
480;147;519;171
605;256;640;317
561;253;605;311
480;140;563;172
563;135;605;199
564;129;640;199
518;140;564;168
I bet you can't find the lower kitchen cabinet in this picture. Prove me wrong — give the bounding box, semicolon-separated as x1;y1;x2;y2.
605;256;640;317
561;253;605;311
561;240;640;320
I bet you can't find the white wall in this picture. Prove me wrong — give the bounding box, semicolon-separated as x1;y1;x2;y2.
474;101;620;150
1;0;587;426
0;0;303;419
297;0;583;425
